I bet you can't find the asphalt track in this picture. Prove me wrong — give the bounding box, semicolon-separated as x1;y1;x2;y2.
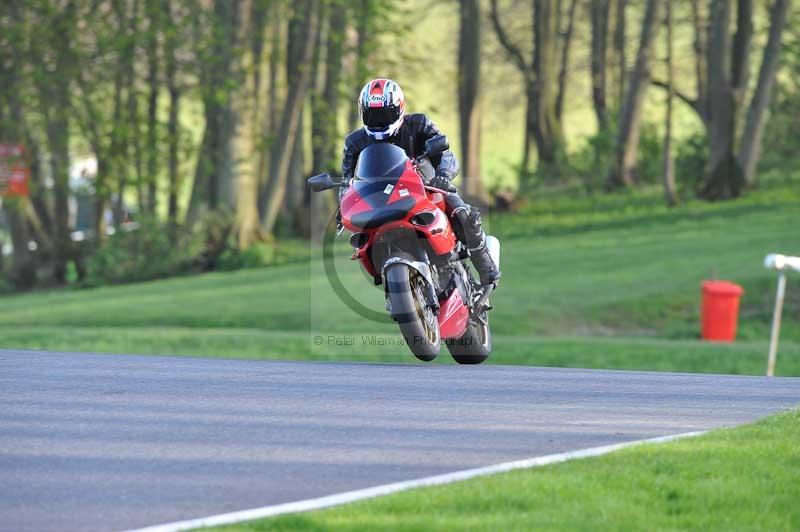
1;349;799;532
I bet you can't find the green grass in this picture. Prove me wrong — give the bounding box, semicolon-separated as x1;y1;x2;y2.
207;409;800;531
1;181;798;375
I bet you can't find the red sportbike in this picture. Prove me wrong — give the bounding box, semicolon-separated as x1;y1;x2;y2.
308;135;500;364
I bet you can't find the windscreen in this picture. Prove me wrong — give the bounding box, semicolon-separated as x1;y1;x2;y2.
353;143;408;182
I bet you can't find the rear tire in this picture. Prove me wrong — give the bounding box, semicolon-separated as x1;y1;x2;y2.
386;264;440;362
446;315;491;365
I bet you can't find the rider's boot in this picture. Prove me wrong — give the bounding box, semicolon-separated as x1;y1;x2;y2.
469;239;501;286
450;201;501;286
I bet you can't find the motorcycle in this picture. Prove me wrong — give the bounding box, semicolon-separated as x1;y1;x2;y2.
308;135;500;364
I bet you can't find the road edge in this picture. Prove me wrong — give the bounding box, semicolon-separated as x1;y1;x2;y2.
125;430;707;532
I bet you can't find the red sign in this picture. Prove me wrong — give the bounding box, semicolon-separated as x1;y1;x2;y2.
0;143;30;197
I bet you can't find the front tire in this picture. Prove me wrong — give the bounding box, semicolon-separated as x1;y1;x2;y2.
446;315;491;364
386;264;440;362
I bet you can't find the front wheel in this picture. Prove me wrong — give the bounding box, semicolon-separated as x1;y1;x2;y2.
446;314;491;364
386;264;440;362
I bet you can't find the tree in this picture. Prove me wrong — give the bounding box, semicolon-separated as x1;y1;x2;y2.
255;6;283;234
259;0;320;236
186;0;242;222
111;0;142;229
662;0;677;206
457;0;486;203
612;0;627;105
144;0;161;216
490;0;567;181
283;0;309;219
606;0;661;188
590;0;611;131
555;0;579;121
348;0;375;132
164;0;182;233
737;0;792;186
656;0;792;199
34;0;77;280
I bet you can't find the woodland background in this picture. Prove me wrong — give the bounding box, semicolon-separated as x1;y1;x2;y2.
0;0;797;291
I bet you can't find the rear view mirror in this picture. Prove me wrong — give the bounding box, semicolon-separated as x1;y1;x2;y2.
308;173;342;192
424;135;449;157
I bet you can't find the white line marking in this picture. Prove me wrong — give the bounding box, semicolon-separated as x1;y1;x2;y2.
126;430;707;532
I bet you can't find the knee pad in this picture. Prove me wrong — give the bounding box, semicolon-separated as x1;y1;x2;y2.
450;206;469;244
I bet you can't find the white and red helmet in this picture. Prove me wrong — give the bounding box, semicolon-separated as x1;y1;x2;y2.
358;78;405;140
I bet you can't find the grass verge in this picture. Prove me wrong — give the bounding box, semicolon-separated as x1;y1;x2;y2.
0;182;797;375
208;409;800;531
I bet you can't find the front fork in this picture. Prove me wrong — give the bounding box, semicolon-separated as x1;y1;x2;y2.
382;254;439;313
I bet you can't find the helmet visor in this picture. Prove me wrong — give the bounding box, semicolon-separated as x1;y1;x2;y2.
362;106;401;130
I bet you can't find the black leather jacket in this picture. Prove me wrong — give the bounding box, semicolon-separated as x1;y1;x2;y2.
341;113;459;181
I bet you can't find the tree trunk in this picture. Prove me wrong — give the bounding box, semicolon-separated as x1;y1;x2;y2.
607;0;661;188
114;0;140;228
316;2;346;239
662;0;677;206
690;0;708;120
322;5;346;173
304;2;329;239
521;91;534;178
106;29;126;232
590;0;611;131
218;0;248;213
613;0;627;106
128;1;144;217
555;0;579;123
284;2;309;221
530;0;564;178
349;0;372;132
738;0;791;186
256;11;282;213
228;0;269;247
489;0;534;179
259;0;319;236
731;0;754;100
48;6;76;282
145;0;160;216
165;0;180;234
186;0;240;221
700;0;743;199
458;0;486;203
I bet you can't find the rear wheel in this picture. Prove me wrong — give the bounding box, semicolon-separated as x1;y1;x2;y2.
446;313;491;364
386;264;440;362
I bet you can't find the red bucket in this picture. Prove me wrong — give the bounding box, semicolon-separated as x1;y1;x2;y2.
701;281;744;342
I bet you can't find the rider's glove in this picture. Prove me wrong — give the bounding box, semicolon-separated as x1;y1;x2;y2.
429;175;455;192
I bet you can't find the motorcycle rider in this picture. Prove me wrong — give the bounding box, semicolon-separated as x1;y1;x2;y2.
340;78;501;285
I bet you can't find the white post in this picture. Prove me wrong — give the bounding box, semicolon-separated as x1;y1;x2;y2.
766;272;786;377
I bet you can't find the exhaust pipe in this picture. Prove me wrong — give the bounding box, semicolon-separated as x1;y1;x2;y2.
485;235;501;270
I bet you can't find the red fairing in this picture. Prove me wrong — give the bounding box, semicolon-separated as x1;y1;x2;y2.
386;161;425;203
341;151;457;281
415;207;456;256
437;289;469;339
340;184;371;229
